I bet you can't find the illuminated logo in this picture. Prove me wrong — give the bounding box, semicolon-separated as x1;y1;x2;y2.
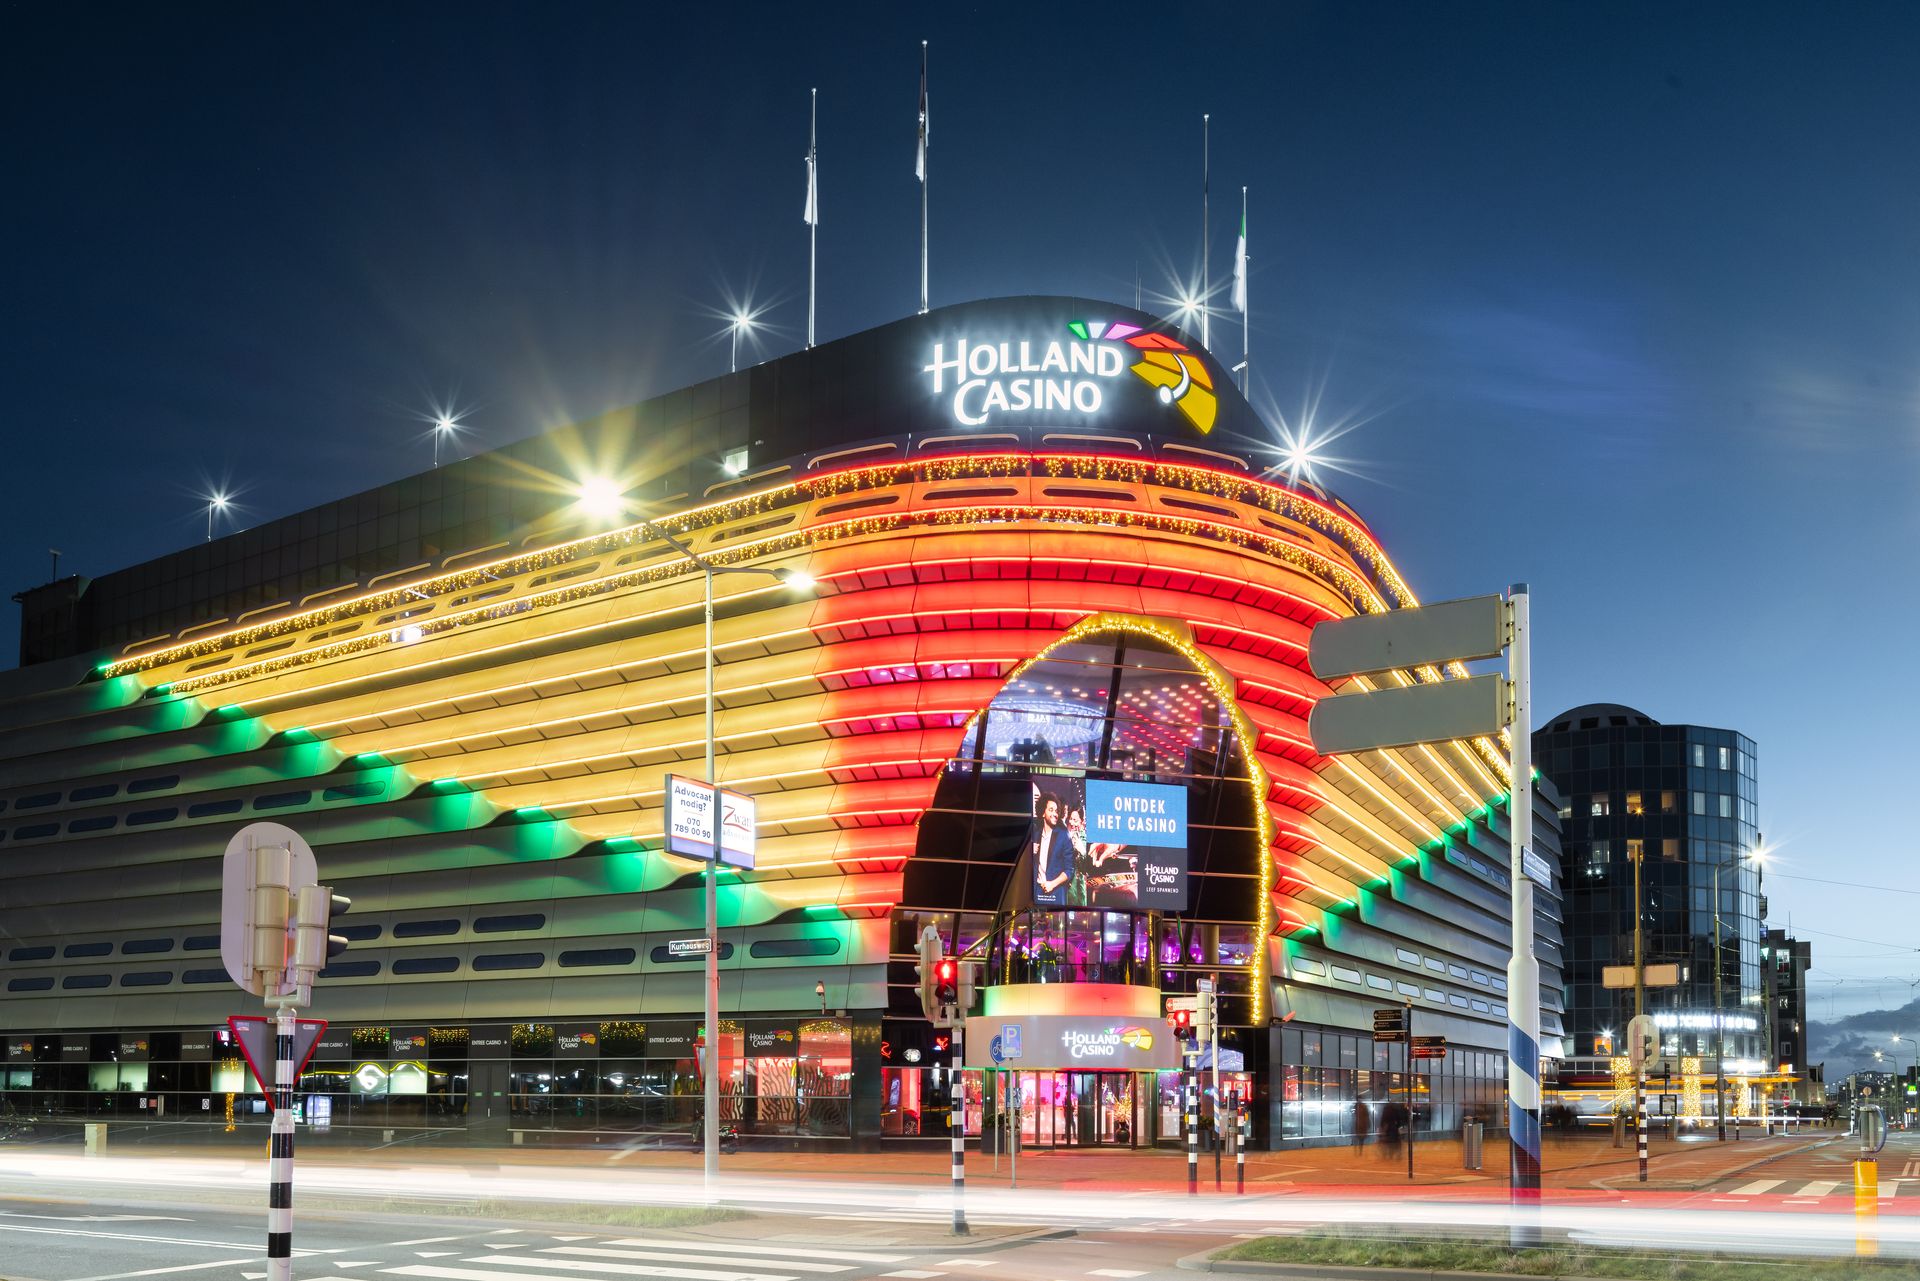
1061;1024;1156;1059
922;321;1217;433
1075;321;1217;435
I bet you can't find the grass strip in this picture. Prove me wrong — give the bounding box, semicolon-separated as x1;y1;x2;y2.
1217;1231;1920;1279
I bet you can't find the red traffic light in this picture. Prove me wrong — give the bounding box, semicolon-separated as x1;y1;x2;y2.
1170;1008;1193;1032
934;957;958;1003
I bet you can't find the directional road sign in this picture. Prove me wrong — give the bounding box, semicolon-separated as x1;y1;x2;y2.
1309;595;1509;680
666;937;713;958
1603;963;1681;990
1310;672;1509;756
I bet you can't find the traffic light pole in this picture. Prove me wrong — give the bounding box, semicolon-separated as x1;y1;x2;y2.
950;1021;968;1236
1185;1047;1198;1195
1634;846;1648;1183
266;997;297;1281
1505;584;1541;1248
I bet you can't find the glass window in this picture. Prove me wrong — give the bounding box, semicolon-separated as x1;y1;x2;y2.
1660;791;1678;815
1395;948;1420;966
1662;838;1681;860
1626;838;1644;863
1693;744;1706;768
1366;974;1392;991
1425;957;1446;973
1331;965;1361;985
1589;796;1610;817
1692;792;1706;816
1719;795;1733;819
1625;792;1644;816
1718;746;1730;770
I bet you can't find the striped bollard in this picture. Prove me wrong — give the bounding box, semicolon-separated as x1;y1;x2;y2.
1506;906;1542;1249
1185;1052;1198;1195
1236;1092;1247;1194
1636;1075;1648;1182
950;1024;969;1236
267;1004;296;1281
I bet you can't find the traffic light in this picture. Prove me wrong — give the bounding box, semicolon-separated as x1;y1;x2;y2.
1167;997;1196;1045
957;959;977;1015
291;886;351;972
934;957;959;1009
915;924;945;1023
1193;992;1214;1048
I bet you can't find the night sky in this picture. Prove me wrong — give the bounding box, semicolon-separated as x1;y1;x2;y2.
8;4;1919;1073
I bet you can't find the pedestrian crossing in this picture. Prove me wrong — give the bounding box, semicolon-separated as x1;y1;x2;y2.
347;1233;919;1281
1715;1177;1912;1201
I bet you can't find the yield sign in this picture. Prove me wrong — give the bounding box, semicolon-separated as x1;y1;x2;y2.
227;1015;327;1093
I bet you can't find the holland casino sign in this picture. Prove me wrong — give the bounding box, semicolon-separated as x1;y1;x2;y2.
922;335;1125;425
920;319;1220;434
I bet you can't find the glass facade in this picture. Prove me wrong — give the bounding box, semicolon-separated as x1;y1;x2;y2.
1534;704;1766;1066
1276;1024;1505;1142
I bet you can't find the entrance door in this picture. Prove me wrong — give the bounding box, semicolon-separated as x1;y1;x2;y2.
1060;1072;1136;1146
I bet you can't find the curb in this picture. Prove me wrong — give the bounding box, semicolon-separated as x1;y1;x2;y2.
1175;1250;1620;1281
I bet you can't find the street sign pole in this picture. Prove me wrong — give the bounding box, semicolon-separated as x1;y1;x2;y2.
1505;583;1541;1246
1406;1000;1415;1183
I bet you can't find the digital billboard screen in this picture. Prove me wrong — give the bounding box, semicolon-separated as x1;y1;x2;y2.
1024;775;1188;912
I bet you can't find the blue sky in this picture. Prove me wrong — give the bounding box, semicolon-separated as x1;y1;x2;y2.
6;3;1918;1073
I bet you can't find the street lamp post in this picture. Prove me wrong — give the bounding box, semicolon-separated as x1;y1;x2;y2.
434;417;455;467
1713;859;1728;1141
632;509;811;1193
206;493;229;542
729;311;757;375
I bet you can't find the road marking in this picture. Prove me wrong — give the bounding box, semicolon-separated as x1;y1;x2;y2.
387;1268;613;1281
934;1262;994;1270
1090;1271;1147;1278
333;1264;384;1270
392;1237;477;1247
0;1222;264;1250
605;1240;908;1264
417;1254;461;1259
881;1272;948;1279
1726;1179;1784;1196
1796;1181;1841;1197
68;1260;264;1281
1881;1179;1904;1199
549;1246;855;1273
472;1257;794;1281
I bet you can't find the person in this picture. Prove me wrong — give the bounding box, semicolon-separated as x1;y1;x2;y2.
1352;1096;1372;1149
1380;1100;1406;1161
1030;791;1074;906
1064;806;1090;905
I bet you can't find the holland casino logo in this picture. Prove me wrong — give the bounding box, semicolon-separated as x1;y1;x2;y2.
922;322;1218;433
1060;1024;1156;1059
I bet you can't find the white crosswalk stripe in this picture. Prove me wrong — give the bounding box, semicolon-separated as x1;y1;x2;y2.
445;1258;789;1281
547;1247;856;1274
603;1240;908;1265
1795;1181;1841;1197
1726;1179;1784;1195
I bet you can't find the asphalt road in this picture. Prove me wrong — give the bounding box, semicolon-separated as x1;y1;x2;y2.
0;1191;1221;1281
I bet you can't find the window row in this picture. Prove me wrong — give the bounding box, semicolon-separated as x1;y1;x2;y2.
5;936;842;991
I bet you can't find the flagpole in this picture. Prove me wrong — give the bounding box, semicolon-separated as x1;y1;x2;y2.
918;41;929;316
1240;186;1248;393
808;88;818;350
1201;113;1210;351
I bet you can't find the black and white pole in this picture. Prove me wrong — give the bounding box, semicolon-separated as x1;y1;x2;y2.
1236;1091;1247;1194
1505;583;1542;1248
949;1022;968;1236
1185;1049;1198;1195
267;1001;296;1280
1637;1073;1649;1182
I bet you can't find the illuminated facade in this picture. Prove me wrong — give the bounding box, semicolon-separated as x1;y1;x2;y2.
1;298;1562;1148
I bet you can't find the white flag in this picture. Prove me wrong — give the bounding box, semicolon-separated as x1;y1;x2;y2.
1231;208;1248;314
804;151;818;226
915;55;928;182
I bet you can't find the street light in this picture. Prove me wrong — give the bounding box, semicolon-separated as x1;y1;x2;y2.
729;308;759;375
433;415;457;467
636;513;812;1193
205;492;230;542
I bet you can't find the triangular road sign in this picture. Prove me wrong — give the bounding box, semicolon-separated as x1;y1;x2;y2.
227;1015;327;1093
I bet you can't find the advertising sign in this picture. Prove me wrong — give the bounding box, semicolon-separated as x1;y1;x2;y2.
1024;776;1189;911
745;1024;798;1057
664;774;757;869
963;1014;1178;1071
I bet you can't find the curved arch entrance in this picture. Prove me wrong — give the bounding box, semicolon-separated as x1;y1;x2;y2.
890;614;1272;1146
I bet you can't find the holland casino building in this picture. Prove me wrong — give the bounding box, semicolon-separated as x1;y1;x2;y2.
0;298;1564;1150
